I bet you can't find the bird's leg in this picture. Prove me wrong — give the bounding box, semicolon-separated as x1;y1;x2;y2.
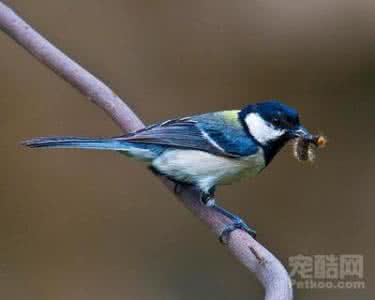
199;187;256;243
200;187;216;207
149;167;256;243
211;203;256;244
148;166;190;195
173;181;189;194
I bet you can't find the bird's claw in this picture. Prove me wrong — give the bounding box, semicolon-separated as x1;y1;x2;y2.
219;219;256;244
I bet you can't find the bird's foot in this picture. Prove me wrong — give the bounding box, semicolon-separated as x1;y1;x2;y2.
209;203;256;244
200;193;215;207
219;218;256;244
200;187;216;207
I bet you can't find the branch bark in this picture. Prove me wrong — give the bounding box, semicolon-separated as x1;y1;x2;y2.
0;2;293;299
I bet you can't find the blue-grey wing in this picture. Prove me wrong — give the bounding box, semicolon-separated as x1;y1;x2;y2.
193;111;258;157
119;117;228;156
118;111;257;157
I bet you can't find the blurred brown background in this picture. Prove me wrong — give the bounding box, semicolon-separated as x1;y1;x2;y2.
0;0;373;299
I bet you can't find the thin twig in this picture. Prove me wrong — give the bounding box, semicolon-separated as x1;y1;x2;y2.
0;2;293;299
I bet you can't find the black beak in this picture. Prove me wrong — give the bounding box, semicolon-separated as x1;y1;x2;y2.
291;126;316;143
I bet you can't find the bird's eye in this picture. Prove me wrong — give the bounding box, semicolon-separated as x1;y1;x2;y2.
272;117;281;127
284;116;297;128
285;117;299;128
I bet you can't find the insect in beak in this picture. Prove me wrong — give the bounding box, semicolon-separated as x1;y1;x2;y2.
291;126;327;162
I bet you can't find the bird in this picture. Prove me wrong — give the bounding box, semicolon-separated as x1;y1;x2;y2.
23;100;317;243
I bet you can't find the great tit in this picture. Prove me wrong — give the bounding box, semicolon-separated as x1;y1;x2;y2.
24;100;316;242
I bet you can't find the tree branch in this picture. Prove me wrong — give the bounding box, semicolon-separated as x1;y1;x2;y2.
0;2;293;299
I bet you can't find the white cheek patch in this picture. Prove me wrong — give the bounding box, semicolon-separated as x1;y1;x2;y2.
245;113;285;145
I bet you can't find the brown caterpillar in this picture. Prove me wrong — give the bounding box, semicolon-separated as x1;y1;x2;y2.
293;135;327;162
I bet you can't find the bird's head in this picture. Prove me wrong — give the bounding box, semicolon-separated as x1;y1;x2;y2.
239;100;315;151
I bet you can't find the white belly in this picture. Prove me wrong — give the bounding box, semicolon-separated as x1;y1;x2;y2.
152;148;265;193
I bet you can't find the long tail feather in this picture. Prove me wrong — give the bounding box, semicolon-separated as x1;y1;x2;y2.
22;136;159;161
22;136;126;150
